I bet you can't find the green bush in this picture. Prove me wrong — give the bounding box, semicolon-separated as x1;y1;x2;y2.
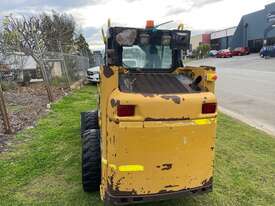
197;44;211;58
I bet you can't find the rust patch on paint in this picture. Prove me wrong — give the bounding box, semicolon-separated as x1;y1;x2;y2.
158;189;173;194
106;185;213;203
110;99;120;107
161;163;173;171
108;173;115;191
109;118;119;124
160;95;181;104
114;177;126;191
108;175;138;196
145;117;190;121
201;177;213;187
164;185;179;188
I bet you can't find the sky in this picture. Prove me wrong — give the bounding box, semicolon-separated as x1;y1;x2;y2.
0;0;274;50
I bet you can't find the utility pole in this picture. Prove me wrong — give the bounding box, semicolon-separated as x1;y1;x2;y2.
0;84;12;134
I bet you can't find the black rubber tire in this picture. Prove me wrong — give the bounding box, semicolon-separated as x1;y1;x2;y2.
82;129;101;192
81;110;99;135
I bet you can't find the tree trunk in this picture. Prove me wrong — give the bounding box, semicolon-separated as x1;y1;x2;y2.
0;84;12;134
38;61;54;102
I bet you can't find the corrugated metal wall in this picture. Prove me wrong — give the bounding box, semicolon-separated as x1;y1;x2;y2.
230;2;275;51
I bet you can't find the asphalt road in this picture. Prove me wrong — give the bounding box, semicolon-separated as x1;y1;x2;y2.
187;54;275;136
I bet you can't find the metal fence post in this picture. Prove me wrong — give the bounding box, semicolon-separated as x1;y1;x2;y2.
0;84;12;134
58;41;71;88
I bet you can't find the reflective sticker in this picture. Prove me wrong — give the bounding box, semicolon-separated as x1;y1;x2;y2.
193;119;211;125
118;165;144;172
102;159;143;171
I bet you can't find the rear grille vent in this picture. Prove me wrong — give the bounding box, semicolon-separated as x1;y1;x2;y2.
119;73;194;94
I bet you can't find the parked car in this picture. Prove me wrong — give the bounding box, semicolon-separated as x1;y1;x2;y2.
232;47;250;56
208;50;218;57
87;66;100;83
260;46;275;58
216;49;233;58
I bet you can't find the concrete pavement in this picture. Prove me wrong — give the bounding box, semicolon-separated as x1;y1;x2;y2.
187;54;275;136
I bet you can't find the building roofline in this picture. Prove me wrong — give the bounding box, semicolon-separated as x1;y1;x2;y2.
241;2;274;18
242;8;264;18
210;26;237;34
265;2;275;7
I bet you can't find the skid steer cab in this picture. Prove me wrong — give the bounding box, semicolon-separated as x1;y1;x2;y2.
80;21;218;206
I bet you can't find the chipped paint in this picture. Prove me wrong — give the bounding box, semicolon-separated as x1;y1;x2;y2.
99;64;217;202
201;177;213;187
164;185;179;188
161;163;173;171
160;95;181;104
110;99;120;108
108;175;138;196
145;117;190;121
103;66;114;78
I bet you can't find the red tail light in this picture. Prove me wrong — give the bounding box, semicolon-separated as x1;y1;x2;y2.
117;105;135;117
202;103;217;114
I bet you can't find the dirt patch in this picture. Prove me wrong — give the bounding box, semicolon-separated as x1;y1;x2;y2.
0;83;68;152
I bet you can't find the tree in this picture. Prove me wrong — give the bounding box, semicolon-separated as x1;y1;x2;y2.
197;44;210;58
75;34;94;66
1;15;54;102
75;34;90;56
40;11;76;53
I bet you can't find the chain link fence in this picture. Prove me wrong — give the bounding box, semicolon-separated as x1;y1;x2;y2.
0;52;89;150
0;52;89;88
44;52;89;87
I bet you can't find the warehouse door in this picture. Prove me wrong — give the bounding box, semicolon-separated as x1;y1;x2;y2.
248;39;263;53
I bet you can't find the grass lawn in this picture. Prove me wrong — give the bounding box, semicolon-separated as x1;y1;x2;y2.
0;85;274;206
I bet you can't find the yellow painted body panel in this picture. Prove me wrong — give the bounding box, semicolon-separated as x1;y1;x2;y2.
105;118;216;195
99;66;217;202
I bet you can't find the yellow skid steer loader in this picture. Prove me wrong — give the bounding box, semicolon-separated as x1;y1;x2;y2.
81;20;218;205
